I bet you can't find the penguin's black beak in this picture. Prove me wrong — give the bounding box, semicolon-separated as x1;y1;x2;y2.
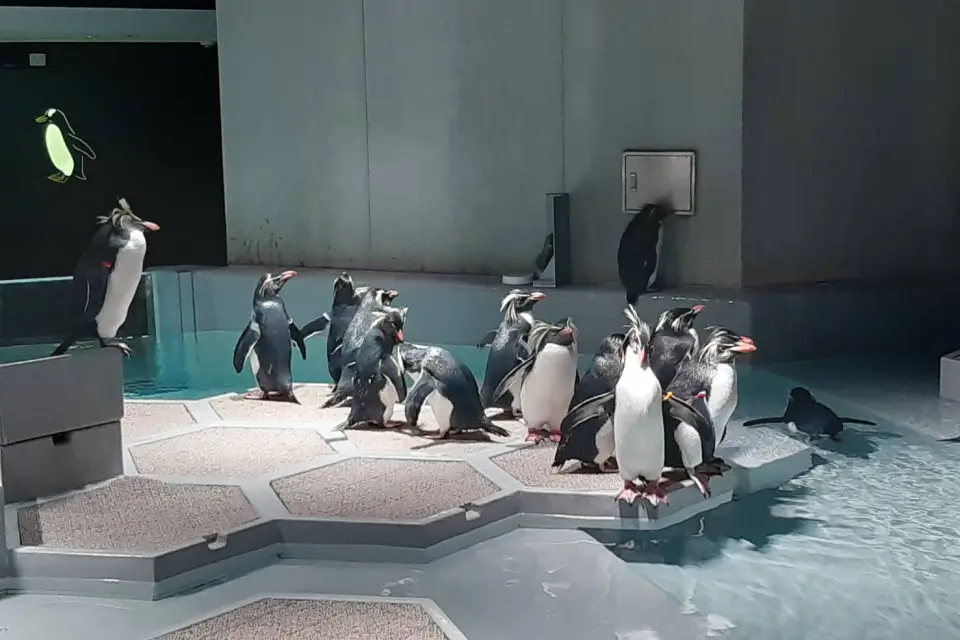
141;221;160;232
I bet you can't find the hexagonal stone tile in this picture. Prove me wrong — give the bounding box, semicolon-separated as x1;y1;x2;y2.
346;412;526;455
271;458;500;520
18;476;258;552
130;426;335;477
155;598;452;640
210;384;345;425
123;402;196;443
493;444;622;492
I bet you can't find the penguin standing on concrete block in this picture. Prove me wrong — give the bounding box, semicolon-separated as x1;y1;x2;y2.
617;201;672;305
51;197;160;357
650;305;704;389
232;270;307;403
301;272;363;383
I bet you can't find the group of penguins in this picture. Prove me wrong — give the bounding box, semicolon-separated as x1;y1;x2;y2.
231;271;761;507
42;197;882;508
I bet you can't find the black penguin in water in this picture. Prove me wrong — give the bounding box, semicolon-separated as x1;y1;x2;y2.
301;272;363;383
51;197;160;357
332;307;408;431
477;289;546;418
322;286;400;408
743;386;875;441
617;201;672;305
553;332;626;472
662;327;756;497
232;271;307;403
650;305;704;389
398;344;510;440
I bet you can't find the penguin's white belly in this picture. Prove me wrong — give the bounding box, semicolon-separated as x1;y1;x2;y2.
594;419;615;464
614;364;664;483
95;231;147;339
709;365;738;445
45;124;75;176
248;349;261;380
427;390;455;433
519;345;577;430
380;377;399;421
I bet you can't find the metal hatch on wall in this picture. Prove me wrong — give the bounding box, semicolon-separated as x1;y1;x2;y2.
621;150;697;215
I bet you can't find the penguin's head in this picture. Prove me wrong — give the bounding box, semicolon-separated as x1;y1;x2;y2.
96;197;160;234
375;307;407;344
699;326;756;364
788;386;813;404
622;305;653;366
642;202;673;224
360;286;399;308
332;272;356;304
34;108;60;124
255;270;297;298
655;304;705;334
500;289;546;320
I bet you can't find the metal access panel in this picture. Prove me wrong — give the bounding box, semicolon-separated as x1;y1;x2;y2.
622;150;696;215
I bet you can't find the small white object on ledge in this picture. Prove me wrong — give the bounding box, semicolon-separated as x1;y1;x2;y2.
502;273;534;286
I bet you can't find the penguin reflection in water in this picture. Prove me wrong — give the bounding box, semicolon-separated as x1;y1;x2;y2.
491;317;579;444
398;344;510;441
51;197;160;357
333;307;409;431
232;271;307;403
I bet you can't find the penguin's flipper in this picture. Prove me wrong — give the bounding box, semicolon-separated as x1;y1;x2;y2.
562;391;616;433
397;343;428;375
77;263;112;321
575;370;581;387
288;321;307;360
665;393;713;437
741;416;786;427
491;353;537;403
322;367;354;408
404;373;436;427
301;313;331;341
838;417;877;426
232;322;260;373
383;356;408;403
68;134;96;159
476;330;497;348
939;435;960;443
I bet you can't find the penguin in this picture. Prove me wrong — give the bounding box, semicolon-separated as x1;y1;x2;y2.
332;307;408;431
301;272;363;383
552;332;626;472
662;326;757;494
399;344;511;440
491;316;578;443
617;201;672;305
477;289;547;418
231;270;308;402
562;307;669;506
743;386;875;441
321;286;400;408
35;108;96;183
51;197;160;357
650;304;705;389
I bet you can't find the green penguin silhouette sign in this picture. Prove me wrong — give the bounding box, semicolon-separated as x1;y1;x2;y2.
34;108;96;183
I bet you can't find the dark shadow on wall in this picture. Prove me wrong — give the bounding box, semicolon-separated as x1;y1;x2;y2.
0;42;226;281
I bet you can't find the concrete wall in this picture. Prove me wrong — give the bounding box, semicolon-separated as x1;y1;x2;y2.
741;0;960;286
216;0;745;286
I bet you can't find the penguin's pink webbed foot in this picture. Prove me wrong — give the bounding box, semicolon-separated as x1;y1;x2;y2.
547;430;563;443
615;481;643;504
524;429;545;444
243;390;266;400
639;481;670;507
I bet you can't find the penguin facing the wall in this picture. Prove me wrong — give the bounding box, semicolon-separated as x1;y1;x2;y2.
492;316;579;443
650;305;704;389
478;289;547;418
51;197;160;357
232;271;307;403
301;272;363;383
333;307;409;431
553;332;626;472
617;201;672;305
400;344;511;440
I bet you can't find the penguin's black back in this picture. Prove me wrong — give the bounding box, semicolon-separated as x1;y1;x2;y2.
650;329;697;389
252;296;295;389
327;298;361;380
663;359;716;467
785;396;844;437
339;294;388;375
348;322;399;424
617;207;662;302
69;222;128;321
480;314;533;408
423;347;487;425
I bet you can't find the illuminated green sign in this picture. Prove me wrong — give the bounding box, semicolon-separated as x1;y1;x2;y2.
34;108;96;183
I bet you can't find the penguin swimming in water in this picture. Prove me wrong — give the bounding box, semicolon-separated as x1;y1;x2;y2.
552;332;626;472
662;326;756;494
232;270;307;403
51;197;160;357
399;344;510;440
321;286;400;408
332;307;408;431
35;108;96;183
301;272;363;383
743;386;875;441
491;316;579;443
650;305;704;389
617;201;672;305
563;307;669;505
478;289;547;418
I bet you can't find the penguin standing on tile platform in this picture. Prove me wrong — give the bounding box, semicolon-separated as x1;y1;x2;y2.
51;197;160;357
232;271;307;403
650;305;704;389
301;272;363;383
617;201;672;305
